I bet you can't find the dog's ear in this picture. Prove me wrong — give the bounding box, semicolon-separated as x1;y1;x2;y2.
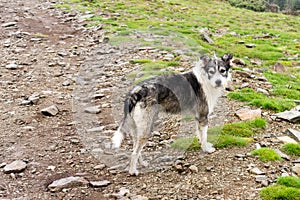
200;55;211;66
222;54;233;67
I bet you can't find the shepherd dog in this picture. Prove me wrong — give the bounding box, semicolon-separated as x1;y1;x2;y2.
111;53;233;175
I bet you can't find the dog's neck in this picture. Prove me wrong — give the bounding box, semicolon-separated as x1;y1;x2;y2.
192;67;224;114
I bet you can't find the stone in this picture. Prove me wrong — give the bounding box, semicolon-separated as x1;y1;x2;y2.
235;70;252;78
232;58;246;66
275;149;290;160
256;88;269;95
189;165;198;173
272;62;286;73
41;105;59;116
245;44;256;48
89;180;110;187
93;164;106;170
277;136;298;144
292;164;300;175
84;106;101;114
274;111;300;123
5;63;19;69
1;22;17;27
235;108;261;121
3;160;27;174
286;128;300;142
48;176;88;192
87;126;105;132
62;80;70;86
250;167;265;175
255;175;268;182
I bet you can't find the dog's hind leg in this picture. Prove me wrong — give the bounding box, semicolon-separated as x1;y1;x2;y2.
195;118;216;153
129;103;157;175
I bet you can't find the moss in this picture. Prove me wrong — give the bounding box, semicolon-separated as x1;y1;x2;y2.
277;176;300;189
251;147;282;162
282;143;300;156
260;185;300;200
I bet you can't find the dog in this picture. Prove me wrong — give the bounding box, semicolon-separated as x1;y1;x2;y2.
111;53;233;175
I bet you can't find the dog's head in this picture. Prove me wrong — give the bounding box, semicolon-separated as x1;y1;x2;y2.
197;54;233;88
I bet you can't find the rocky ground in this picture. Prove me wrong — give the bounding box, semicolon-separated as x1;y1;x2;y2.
0;1;299;200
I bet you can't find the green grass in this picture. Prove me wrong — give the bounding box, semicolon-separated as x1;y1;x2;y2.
228;87;296;112
260;185;300;200
277;176;300;189
251;147;282;162
282;143;300;156
171;118;265;150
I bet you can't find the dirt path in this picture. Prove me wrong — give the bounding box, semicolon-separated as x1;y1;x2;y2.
0;1;298;200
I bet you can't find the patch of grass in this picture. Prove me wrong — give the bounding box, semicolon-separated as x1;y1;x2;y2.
260;185;300;200
277;176;300;189
214;135;248;148
228;88;296;112
171;118;265;150
221;117;266;137
251;147;282;162
130;59;152;64
282;143;300;156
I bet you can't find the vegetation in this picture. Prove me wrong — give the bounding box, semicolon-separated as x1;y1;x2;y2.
282;143;300;156
251;147;282;161
260;176;300;200
260;185;300;200
171;118;265;150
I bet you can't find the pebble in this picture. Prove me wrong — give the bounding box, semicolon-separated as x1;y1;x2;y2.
1;22;17;27
235;107;261;121
87;126;105;132
292;164;300;175
245;44;256;48
275;149;290;161
84;106;101;114
187;165;198;173
277;136;298;144
93;164;106;170
41;105;59;116
250;167;265;175
48;176;89;192
89;180;110;187
256;88;269;95
5;63;19;69
3;160;27;174
62;80;71;86
274;110;300;123
286;128;300;142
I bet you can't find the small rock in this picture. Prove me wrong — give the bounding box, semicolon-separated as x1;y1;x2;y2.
286;128;300;142
89;180;110;187
275;149;290;160
256;88;269;95
3;160;27;174
20;100;32;105
48;176;88;192
245;44;256;48
272;63;286;73
255;143;261;149
235;70;252;78
119;187;130;196
277;136;298;144
235;108;261;121
250;167;265;175
84;106;101;114
255;175;268;183
235;154;246;158
189;165;198;173
232;58;246;66
94;164;106;170
5;63;19;69
62;80;70;86
292;164;300;175
93;93;105;99
274;111;300;123
87;126;105;132
163;54;175;61
41;105;59;116
1;22;17;27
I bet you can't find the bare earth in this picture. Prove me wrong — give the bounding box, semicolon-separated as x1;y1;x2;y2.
0;1;299;200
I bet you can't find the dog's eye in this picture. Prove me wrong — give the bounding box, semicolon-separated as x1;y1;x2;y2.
219;69;226;74
209;70;215;74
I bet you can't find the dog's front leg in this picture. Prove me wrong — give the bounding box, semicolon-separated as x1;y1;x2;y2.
196;119;216;153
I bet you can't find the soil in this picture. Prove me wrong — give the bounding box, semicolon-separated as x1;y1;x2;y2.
0;1;299;200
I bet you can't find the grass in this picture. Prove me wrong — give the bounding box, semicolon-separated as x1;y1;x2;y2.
260;185;300;200
56;0;300;113
171;118;265;150
282;143;300;156
260;176;300;200
251;147;282;162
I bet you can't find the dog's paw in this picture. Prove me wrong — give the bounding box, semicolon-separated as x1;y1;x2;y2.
201;142;216;153
129;168;139;176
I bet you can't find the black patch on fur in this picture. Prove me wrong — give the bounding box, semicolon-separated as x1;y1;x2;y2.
124;72;209;118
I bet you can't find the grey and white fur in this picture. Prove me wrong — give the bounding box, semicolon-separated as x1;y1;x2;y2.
112;54;233;175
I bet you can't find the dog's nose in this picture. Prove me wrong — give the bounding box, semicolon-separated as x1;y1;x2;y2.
215;80;221;86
